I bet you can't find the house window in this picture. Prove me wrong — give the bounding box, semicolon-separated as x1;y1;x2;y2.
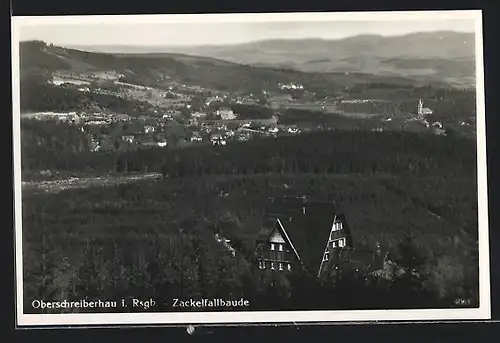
339;238;345;247
270;243;275;251
338;222;343;231
332;240;337;248
288;264;292;271
271;262;275;270
277;246;284;261
323;253;329;262
259;260;265;269
279;263;283;271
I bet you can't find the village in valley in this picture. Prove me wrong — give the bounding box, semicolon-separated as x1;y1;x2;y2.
22;67;476;153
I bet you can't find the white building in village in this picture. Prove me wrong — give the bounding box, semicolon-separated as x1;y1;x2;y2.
216;107;237;120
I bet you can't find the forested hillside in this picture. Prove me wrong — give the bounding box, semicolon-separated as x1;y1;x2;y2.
21;126;479;312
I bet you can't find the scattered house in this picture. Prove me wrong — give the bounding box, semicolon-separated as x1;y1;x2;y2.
210;133;227;146
432;121;443;129
157;141;167;147
217;107;237;120
89;141;100;152
237;132;251;141
206;97;223;106
237;98;258;106
121;135;135;143
85;120;108;126
144;125;156;133
279;82;304;90
215;233;236;257
287;127;299;134
192;111;208;118
255;196;387;278
164;110;182;118
190;131;203;143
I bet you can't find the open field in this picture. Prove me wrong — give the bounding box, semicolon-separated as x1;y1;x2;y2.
22;172;162;194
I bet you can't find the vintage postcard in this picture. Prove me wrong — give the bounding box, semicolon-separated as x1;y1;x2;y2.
12;10;490;327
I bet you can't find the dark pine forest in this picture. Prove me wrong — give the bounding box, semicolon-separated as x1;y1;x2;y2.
21;119;479;313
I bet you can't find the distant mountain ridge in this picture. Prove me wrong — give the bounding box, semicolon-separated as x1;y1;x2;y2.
67;31;475;87
20;39;449;98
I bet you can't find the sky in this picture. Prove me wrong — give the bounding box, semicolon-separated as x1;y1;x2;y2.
17;18;475;47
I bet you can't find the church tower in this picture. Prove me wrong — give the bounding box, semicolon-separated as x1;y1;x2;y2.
417;99;423;116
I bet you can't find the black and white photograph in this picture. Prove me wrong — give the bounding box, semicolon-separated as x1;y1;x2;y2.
12;10;490;326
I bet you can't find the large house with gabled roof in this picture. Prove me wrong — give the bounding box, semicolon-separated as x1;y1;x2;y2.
255;196;388;279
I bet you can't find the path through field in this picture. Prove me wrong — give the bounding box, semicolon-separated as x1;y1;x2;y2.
21;172;162;194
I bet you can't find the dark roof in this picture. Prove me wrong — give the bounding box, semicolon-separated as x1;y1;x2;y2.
342;249;385;273
256;218;277;242
336;247;388;274
262;196;350;273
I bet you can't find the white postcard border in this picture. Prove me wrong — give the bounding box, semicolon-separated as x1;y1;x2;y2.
12;9;491;327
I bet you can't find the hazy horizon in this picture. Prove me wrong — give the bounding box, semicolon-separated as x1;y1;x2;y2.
18;19;475;48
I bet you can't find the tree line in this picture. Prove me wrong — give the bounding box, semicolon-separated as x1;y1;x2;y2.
22;127;476;181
